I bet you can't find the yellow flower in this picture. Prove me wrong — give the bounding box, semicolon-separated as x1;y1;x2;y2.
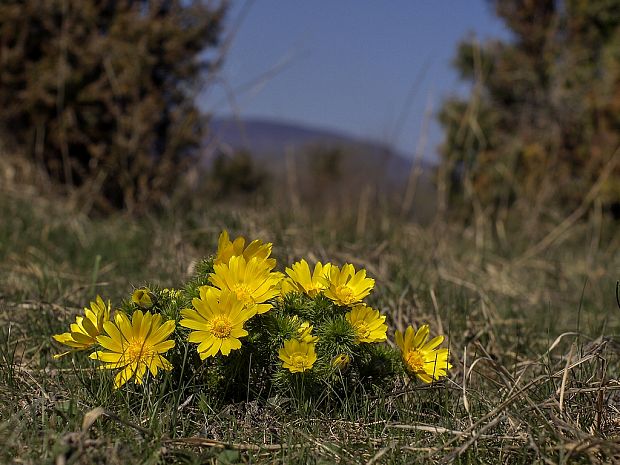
209;255;282;314
297;321;319;343
215;230;276;269
52;296;111;356
323;263;374;306
180;287;254;359
278;339;317;373
395;325;452;383
345;304;387;343
89;310;175;389
332;353;351;370
161;288;182;303
162;288;182;297
279;278;297;297
132;288;153;309
284;259;332;297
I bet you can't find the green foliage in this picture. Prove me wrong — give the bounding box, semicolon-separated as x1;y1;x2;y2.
0;0;226;211
440;0;620;216
316;316;356;357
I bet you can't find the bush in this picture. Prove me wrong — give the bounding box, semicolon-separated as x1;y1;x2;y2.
439;0;620;217
51;231;452;404
0;0;226;211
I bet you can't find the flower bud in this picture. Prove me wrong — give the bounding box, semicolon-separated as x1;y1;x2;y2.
332;353;351;371
132;288;154;309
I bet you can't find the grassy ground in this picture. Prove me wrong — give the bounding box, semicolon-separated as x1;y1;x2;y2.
1;182;620;464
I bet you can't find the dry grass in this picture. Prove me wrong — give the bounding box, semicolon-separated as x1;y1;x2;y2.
1;173;619;464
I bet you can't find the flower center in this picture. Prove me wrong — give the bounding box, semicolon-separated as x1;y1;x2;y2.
302;281;324;298
354;322;371;339
336;286;356;304
290;352;309;369
211;316;233;339
232;284;253;304
126;339;154;362
405;350;425;372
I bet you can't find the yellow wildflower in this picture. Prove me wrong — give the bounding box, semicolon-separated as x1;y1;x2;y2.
52;296;111;356
180;287;254;359
161;288;182;304
345;304;387;343
279;277;297;297
332;353;351;370
323;263;374;306
278;339;317;373
297;321;319;343
209;255;282;314
285;259;332;297
215;230;276;269
131;288;153;309
395;325;452;383
90;310;175;389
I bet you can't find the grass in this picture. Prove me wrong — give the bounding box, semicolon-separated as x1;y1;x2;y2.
1;182;619;464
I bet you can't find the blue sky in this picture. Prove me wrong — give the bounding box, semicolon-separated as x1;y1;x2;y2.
200;1;510;162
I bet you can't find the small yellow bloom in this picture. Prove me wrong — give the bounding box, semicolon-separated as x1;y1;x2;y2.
278;339;317;373
297;321;319;343
395;325;452;383
285;259;332;297
161;288;182;303
132;288;153;309
90;310;175;389
279;278;297;297
52;296;111;356
209;255;282;314
180;287;255;359
323;263;374;306
332;353;351;370
215;230;276;269
345;304;387;343
162;288;182;297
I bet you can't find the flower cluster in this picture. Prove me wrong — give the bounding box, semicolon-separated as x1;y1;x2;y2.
54;295;176;388
52;231;451;394
276;259;386;374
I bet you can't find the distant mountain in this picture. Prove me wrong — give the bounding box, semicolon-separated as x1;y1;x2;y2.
202;116;436;220
208;117;356;154
204;116;432;184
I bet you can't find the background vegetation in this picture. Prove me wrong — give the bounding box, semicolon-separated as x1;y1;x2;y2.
0;0;225;211
439;0;620;221
1;0;620;464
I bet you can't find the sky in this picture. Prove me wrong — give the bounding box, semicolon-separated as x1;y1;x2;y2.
199;1;511;162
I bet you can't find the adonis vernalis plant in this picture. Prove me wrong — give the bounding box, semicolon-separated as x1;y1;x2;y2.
52;230;451;400
181;287;255;359
346;304;388;343
395;324;452;383
53;295;111;358
323;263;375;306
209;255;282;314
90;310;175;389
284;259;332;297
279;339;317;373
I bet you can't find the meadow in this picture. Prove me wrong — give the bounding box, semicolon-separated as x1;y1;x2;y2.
1;171;619;465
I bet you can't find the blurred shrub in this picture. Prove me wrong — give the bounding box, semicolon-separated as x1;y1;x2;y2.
439;0;620;217
0;0;226;212
208;150;270;200
310;147;343;182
